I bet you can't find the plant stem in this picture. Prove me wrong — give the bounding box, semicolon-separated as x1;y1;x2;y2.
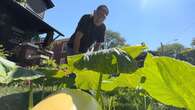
41;79;46;99
28;81;33;110
108;97;113;110
144;96;147;110
96;72;103;101
100;94;105;110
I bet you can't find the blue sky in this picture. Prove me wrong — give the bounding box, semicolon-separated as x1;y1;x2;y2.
44;0;195;50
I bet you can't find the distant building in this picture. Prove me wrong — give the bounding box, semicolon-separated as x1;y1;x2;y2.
52;38;69;64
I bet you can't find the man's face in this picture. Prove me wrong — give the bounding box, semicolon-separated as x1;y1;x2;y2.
94;7;108;25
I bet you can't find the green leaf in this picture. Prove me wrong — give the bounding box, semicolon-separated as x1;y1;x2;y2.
0;57;44;84
0;45;8;58
0;87;31;110
68;48;137;75
67;46;146;91
147;104;153;110
12;68;44;81
36;68;70;78
74;70;109;90
67;54;83;71
131;54;195;110
121;45;147;59
75;70;136;91
75;70;100;90
101;74;135;91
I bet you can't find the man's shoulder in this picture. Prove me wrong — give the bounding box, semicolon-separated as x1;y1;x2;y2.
81;14;92;20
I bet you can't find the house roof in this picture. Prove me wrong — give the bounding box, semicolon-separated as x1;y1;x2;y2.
0;0;64;37
43;0;55;9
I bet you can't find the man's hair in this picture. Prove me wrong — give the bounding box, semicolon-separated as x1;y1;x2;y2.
97;5;109;15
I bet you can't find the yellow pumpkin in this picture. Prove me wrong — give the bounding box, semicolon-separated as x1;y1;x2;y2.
32;93;76;110
32;89;102;110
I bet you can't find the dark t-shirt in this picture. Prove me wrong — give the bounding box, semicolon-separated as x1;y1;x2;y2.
67;14;106;53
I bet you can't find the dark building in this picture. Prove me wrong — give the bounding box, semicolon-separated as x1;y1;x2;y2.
52;38;69;64
25;0;54;19
0;0;64;65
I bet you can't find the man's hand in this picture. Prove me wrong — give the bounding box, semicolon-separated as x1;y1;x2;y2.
73;31;83;54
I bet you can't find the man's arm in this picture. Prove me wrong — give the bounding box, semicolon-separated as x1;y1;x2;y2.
73;31;83;54
72;15;89;54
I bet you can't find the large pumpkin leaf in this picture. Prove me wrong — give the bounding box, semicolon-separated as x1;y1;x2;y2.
74;70;100;90
130;54;195;110
74;70;137;91
67;54;83;72
74;70;112;91
0;86;51;110
0;87;31;110
101;74;135;91
121;45;147;59
67;46;146;91
0;57;44;84
36;67;70;78
68;48;137;75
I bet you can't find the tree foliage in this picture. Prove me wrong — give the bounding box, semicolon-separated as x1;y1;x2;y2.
104;30;126;49
157;43;185;57
176;48;195;65
191;38;195;48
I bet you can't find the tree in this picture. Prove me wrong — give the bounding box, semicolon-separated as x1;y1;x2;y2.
191;38;195;48
176;48;195;65
157;43;185;57
103;30;126;49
